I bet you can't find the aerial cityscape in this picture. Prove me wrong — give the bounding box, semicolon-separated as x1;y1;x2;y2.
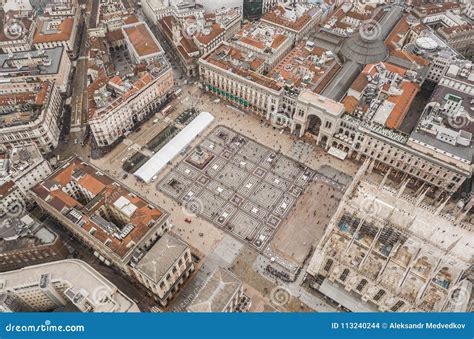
0;0;473;316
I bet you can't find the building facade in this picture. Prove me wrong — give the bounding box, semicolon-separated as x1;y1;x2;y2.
0;259;140;312
130;233;194;306
0;81;62;154
307;161;473;312
88;63;174;147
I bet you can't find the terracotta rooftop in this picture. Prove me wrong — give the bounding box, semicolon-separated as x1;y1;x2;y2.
123;22;161;57
342;95;359;113
32;157;166;260
268;41;340;94
204;44;282;92
439;23;473;35
384;17;429;66
33;17;74;44
386;80;420;129
262;5;314;32
413;2;462;17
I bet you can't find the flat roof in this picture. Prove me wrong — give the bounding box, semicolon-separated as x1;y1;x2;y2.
122;22;162;58
298;90;345;117
0;46;64;77
410;131;473;162
0;259;138;312
134;112;214;183
319;279;378;312
187;268;242;312
134;233;188;284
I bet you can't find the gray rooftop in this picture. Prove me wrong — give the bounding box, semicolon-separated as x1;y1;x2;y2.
410;130;473;163
321;60;362;101
431;85;474;122
0;46;64;78
340;35;389;65
187;268;242;312
134;233;188;284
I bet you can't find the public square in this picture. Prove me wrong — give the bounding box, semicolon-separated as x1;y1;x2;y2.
158;126;315;251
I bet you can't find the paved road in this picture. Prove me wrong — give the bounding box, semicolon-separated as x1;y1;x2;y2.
70;10;89;131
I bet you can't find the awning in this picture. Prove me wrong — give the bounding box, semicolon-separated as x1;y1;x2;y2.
319;279;378;312
133;112;214;183
328;147;347;160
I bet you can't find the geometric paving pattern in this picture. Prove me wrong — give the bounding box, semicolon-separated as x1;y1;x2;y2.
158;126;315;250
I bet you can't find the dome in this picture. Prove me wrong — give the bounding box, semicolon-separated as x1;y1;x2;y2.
415;37;438;51
340;34;389;65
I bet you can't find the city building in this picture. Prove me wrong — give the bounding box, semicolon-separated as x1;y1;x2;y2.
0;214;68;272
187;268;243;312
0;81;62;154
438;24;474;58
122;21;164;64
0;143;52;214
141;0;208;24
31;157;171;274
159;7;241;76
307;161;473;312
268;41;341;96
0;9;36;53
231;21;294;72
130;233;194;306
196;0;243;14
336;61;471;196
261;0;323;41
411;2;473;58
88;60;173;148
0;46;72;94
199;42;284;116
0;259;140;312
32;16;79;58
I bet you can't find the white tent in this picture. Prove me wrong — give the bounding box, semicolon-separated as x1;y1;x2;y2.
134;112;214;183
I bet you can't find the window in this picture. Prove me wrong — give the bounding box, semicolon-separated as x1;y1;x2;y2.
339;269;349;282
323;259;333;272
391;300;404;312
373;289;385;301
356;279;367;292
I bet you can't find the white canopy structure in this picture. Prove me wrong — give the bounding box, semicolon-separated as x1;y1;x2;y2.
134;112;214;183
